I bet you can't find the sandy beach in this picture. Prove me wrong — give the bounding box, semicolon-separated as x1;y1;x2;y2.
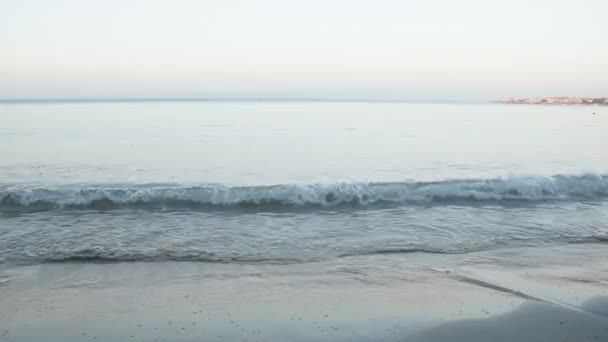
2;243;607;342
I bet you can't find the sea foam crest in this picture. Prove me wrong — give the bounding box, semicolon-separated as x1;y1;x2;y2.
1;174;607;210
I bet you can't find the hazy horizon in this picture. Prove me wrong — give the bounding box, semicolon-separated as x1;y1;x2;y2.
0;97;487;104
2;0;607;101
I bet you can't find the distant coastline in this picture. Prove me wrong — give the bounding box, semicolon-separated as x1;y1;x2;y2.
496;97;608;105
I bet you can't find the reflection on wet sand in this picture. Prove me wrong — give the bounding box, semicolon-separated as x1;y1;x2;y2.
406;296;608;342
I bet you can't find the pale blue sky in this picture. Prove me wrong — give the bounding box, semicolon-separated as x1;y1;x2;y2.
1;0;607;101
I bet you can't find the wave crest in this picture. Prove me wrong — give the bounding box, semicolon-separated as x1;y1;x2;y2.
1;173;607;211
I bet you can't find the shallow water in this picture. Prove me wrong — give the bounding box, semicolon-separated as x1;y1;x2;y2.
1;101;608;265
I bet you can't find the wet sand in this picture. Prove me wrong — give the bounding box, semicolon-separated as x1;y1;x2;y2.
1;244;607;341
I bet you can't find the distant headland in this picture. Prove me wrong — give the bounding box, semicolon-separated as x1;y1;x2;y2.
497;97;608;105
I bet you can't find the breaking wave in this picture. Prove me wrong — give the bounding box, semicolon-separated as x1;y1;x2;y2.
1;173;607;211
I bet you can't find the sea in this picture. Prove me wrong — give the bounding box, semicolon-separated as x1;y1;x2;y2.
1;100;607;266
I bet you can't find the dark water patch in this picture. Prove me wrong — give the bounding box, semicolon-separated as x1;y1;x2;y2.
405;299;608;342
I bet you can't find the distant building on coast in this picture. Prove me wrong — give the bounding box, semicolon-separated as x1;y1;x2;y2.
498;97;608;105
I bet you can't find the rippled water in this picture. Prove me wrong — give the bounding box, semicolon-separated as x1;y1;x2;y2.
1;101;607;265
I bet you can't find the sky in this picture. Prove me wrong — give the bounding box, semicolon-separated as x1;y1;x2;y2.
1;0;607;101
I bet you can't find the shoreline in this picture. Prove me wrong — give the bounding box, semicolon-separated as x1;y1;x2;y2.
1;244;607;341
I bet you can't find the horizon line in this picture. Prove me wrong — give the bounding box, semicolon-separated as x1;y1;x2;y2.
0;97;486;104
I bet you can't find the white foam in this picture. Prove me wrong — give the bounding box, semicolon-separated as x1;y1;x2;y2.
1;173;607;210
